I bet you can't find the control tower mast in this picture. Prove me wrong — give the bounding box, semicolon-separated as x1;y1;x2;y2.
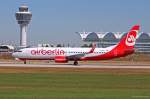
15;5;32;47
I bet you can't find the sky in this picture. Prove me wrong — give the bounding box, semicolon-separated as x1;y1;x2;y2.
0;0;150;46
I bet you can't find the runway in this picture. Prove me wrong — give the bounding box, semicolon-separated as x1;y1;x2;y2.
0;61;150;69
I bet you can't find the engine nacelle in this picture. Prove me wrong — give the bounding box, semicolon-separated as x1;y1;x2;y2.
55;56;68;63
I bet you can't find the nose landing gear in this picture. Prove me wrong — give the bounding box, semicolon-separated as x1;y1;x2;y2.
74;61;78;65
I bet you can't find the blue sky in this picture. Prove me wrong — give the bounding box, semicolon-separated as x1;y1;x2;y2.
0;0;150;46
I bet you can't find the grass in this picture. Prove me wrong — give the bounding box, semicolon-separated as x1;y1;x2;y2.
0;73;150;99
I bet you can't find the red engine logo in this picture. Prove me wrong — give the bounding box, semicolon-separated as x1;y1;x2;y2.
31;49;65;55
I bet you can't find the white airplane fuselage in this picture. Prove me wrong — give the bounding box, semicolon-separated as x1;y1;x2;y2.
14;45;117;60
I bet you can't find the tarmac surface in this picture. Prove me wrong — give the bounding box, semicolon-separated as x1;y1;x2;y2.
0;61;150;69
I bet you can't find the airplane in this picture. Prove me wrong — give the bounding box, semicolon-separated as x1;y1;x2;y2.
12;25;140;65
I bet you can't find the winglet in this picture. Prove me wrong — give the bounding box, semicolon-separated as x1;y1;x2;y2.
88;43;96;53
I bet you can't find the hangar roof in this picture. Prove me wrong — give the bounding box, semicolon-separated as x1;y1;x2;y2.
76;32;150;42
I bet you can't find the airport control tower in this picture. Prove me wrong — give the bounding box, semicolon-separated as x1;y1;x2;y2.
15;5;32;47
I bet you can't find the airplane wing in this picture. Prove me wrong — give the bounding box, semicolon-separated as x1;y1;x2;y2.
67;43;96;60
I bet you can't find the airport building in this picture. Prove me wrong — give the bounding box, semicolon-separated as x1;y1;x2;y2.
0;45;14;52
0;45;14;57
76;32;150;53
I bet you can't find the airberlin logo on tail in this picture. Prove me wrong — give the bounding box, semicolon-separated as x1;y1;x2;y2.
125;30;137;46
31;49;65;55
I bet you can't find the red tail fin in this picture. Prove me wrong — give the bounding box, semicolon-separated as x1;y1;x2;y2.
113;25;140;56
118;25;140;49
125;25;139;47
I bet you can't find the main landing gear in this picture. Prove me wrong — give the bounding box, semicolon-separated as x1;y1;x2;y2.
24;60;27;64
74;61;78;65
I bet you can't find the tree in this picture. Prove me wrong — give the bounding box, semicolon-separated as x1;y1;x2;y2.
81;44;89;47
56;44;62;47
89;43;93;47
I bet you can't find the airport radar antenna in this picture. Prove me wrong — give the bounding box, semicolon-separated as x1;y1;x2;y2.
15;5;32;47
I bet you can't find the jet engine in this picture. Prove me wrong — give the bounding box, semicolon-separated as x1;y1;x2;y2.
55;56;68;63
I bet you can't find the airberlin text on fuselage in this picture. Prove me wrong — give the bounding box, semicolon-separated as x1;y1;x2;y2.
31;49;65;55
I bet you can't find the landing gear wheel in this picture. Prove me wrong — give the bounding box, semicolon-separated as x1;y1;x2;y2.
24;61;26;64
74;61;78;65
